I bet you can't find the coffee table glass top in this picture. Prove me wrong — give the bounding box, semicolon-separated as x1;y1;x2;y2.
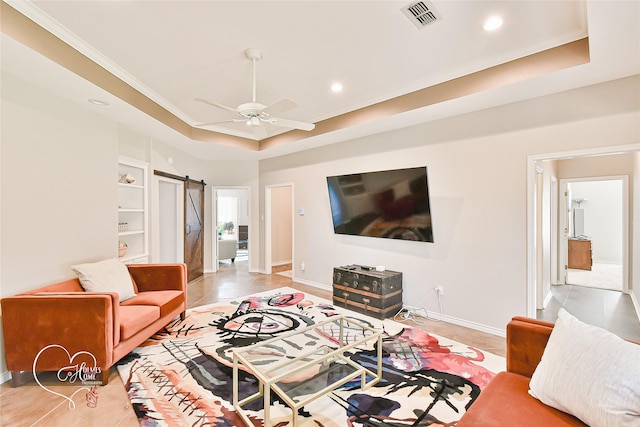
232;315;383;426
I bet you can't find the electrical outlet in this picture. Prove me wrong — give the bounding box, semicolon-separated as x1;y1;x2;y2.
301;261;305;271
435;286;444;296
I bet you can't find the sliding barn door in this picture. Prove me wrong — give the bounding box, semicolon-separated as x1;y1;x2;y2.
185;181;205;281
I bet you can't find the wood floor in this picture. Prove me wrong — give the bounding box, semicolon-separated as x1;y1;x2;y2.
0;261;505;426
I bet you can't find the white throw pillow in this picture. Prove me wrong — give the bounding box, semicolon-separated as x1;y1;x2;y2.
71;258;137;302
529;308;640;427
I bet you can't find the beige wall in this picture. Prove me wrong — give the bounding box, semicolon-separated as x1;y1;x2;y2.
557;153;635;178
259;75;640;333
270;186;292;266
1;72;118;378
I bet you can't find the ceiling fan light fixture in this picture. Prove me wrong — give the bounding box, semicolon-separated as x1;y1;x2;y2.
196;48;315;135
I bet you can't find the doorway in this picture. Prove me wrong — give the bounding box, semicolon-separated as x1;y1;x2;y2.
264;184;293;275
213;187;250;272
527;146;639;336
561;177;626;292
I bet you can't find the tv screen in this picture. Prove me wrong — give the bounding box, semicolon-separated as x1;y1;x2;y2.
327;166;433;242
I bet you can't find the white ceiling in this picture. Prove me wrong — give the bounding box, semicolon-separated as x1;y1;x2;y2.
2;1;639;160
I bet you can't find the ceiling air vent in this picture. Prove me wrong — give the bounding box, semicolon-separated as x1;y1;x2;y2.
401;1;442;29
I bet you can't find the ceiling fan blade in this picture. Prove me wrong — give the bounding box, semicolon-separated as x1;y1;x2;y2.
195;98;239;114
269;117;316;131
195;119;246;127
261;99;298;116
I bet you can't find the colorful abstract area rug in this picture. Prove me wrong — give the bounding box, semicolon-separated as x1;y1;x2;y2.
116;287;504;426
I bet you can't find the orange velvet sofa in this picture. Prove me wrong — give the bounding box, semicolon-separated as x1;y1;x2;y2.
1;263;187;386
457;316;589;427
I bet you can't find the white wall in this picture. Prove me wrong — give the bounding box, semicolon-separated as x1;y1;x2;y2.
259;75;640;333
1;73;118;291
1;72;118;377
633;152;640;311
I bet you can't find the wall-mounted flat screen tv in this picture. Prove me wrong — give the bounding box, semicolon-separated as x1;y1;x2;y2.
326;166;433;242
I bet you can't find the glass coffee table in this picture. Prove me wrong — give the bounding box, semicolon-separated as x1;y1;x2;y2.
232;315;383;426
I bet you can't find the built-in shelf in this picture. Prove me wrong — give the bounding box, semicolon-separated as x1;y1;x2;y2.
118;230;145;236
118;156;149;264
118;182;144;189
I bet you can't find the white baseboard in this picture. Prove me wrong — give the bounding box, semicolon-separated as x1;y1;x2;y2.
291;279;503;336
291;277;332;292
272;260;292;267
631;292;640;322
418;311;506;338
542;290;554;309
1;370;11;385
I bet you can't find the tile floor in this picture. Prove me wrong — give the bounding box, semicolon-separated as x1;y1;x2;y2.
537;284;640;342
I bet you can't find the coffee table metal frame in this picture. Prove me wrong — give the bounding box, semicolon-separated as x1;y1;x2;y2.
232;315;383;426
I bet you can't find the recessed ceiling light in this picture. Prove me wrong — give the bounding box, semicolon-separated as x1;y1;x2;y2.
88;99;109;106
331;82;343;93
483;16;503;31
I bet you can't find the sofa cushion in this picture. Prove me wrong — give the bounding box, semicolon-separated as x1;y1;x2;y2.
71;258;136;302
529;308;640;427
458;372;588;427
119;305;160;340
120;290;184;318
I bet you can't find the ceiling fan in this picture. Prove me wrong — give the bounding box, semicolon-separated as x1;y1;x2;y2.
195;48;315;138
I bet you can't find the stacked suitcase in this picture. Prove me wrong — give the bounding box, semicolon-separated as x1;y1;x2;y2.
332;265;403;320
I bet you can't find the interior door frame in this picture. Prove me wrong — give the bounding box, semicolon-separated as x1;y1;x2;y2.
152;175;184;263
211;186;251;273
526;143;640;317
559;175;629;291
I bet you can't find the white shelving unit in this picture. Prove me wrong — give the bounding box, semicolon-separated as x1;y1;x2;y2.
118;156;149;263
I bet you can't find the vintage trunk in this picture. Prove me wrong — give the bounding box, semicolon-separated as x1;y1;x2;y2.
332;265;403;319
